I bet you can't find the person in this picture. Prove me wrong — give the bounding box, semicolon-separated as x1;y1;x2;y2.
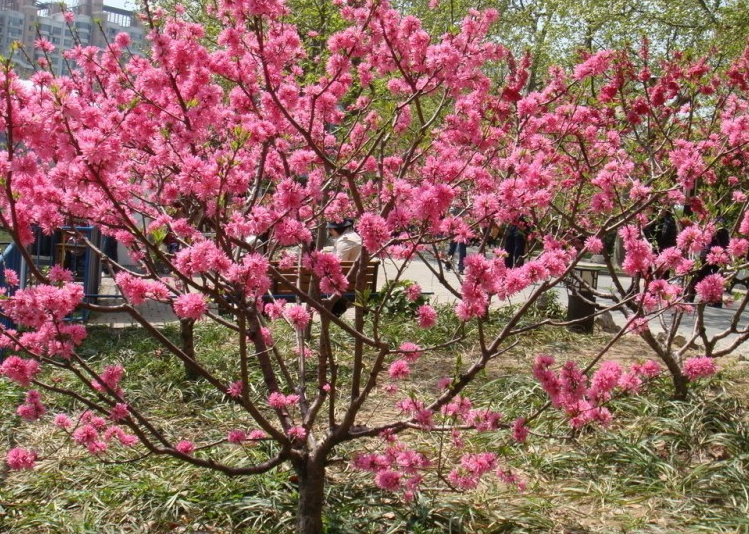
643;209;678;279
444;240;467;274
504;217;529;268
643;209;677;254
326;219;362;316
327;219;362;261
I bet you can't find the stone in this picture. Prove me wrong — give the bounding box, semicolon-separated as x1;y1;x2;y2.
595;311;620;334
656;331;701;350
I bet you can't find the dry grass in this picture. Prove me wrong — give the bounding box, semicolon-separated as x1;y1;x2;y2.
1;308;748;533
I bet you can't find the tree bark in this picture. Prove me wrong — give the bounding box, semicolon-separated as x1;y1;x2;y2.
180;318;199;380
295;457;326;534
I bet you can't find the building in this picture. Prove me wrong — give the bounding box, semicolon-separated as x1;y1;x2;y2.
0;0;145;77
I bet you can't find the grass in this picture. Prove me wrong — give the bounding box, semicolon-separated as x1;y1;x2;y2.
1;305;749;533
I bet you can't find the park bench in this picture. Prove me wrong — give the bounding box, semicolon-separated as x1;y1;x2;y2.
268;260;380;303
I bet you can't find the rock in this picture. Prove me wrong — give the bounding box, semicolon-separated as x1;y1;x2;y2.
656;331;701;350
595;311;620;333
737;353;749;362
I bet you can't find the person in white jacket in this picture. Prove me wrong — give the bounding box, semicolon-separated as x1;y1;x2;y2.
327;219;362;261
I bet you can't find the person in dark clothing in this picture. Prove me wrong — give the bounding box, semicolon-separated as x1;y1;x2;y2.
644;210;678;279
504;218;529;268
445;240;467;274
644;210;678;253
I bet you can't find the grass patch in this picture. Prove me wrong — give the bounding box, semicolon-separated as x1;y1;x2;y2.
1;312;748;533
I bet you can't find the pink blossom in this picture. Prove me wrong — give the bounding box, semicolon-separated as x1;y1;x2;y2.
357;213;390;253
0;356;40;386
683;357;717;381
287;426;307;441
284;305;311;330
109;403;130;421
264;301;286;320
268;392;300;409
91;364;125;395
227;430;247;444
573;50;613;80
633;360;662;378
460;452;497;476
447;468;478;490
73;424;99;445
175;440;195;454
374;470;402;491
48;265;74;284
695;273;725;304
4;269;19;286
248;430;267;441
7;448;37;470
533;354;561;405
437;377;452;390
584;236;604;254
512;418;529;443
17;389;46;421
34;38;55;52
441;395;472;418
496;468;526;491
617;372;642;393
53;413;73;429
405;284;422;301
388;359;411;379
416;305;437;328
173;293;208;320
398;341;423;362
227;380;243;398
588;361;623;403
465;409;502;431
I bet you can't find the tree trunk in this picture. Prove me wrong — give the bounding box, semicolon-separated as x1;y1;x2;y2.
295;457;326;534
671;370;689;401
180;318;199;380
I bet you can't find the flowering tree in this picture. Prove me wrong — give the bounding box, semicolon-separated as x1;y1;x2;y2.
1;0;749;532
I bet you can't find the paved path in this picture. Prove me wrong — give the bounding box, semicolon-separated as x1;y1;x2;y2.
87;252;749;355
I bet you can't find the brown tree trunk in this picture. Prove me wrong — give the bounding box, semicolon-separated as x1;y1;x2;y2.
295;457;326;534
180;317;199;380
671;369;689;401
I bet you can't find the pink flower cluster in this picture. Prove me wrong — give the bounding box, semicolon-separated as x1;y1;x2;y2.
447;452;496;490
6;447;37;470
455;244;574;321
227;429;267;444
90;364;125;396
268;391;301;409
0;356;40;386
284;305;311;330
305;252;348;294
68;410;138;454
17;389;46;421
357;212;390;254
173;293;208;320
352;439;429;501
115;272;170;305
1;283;84;329
416;305;437;328
533;355;662;428
682;357;717;381
694;274;725;304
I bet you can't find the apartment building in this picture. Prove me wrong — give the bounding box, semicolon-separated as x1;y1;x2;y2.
0;0;145;77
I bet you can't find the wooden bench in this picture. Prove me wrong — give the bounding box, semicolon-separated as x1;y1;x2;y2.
268;260;380;302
